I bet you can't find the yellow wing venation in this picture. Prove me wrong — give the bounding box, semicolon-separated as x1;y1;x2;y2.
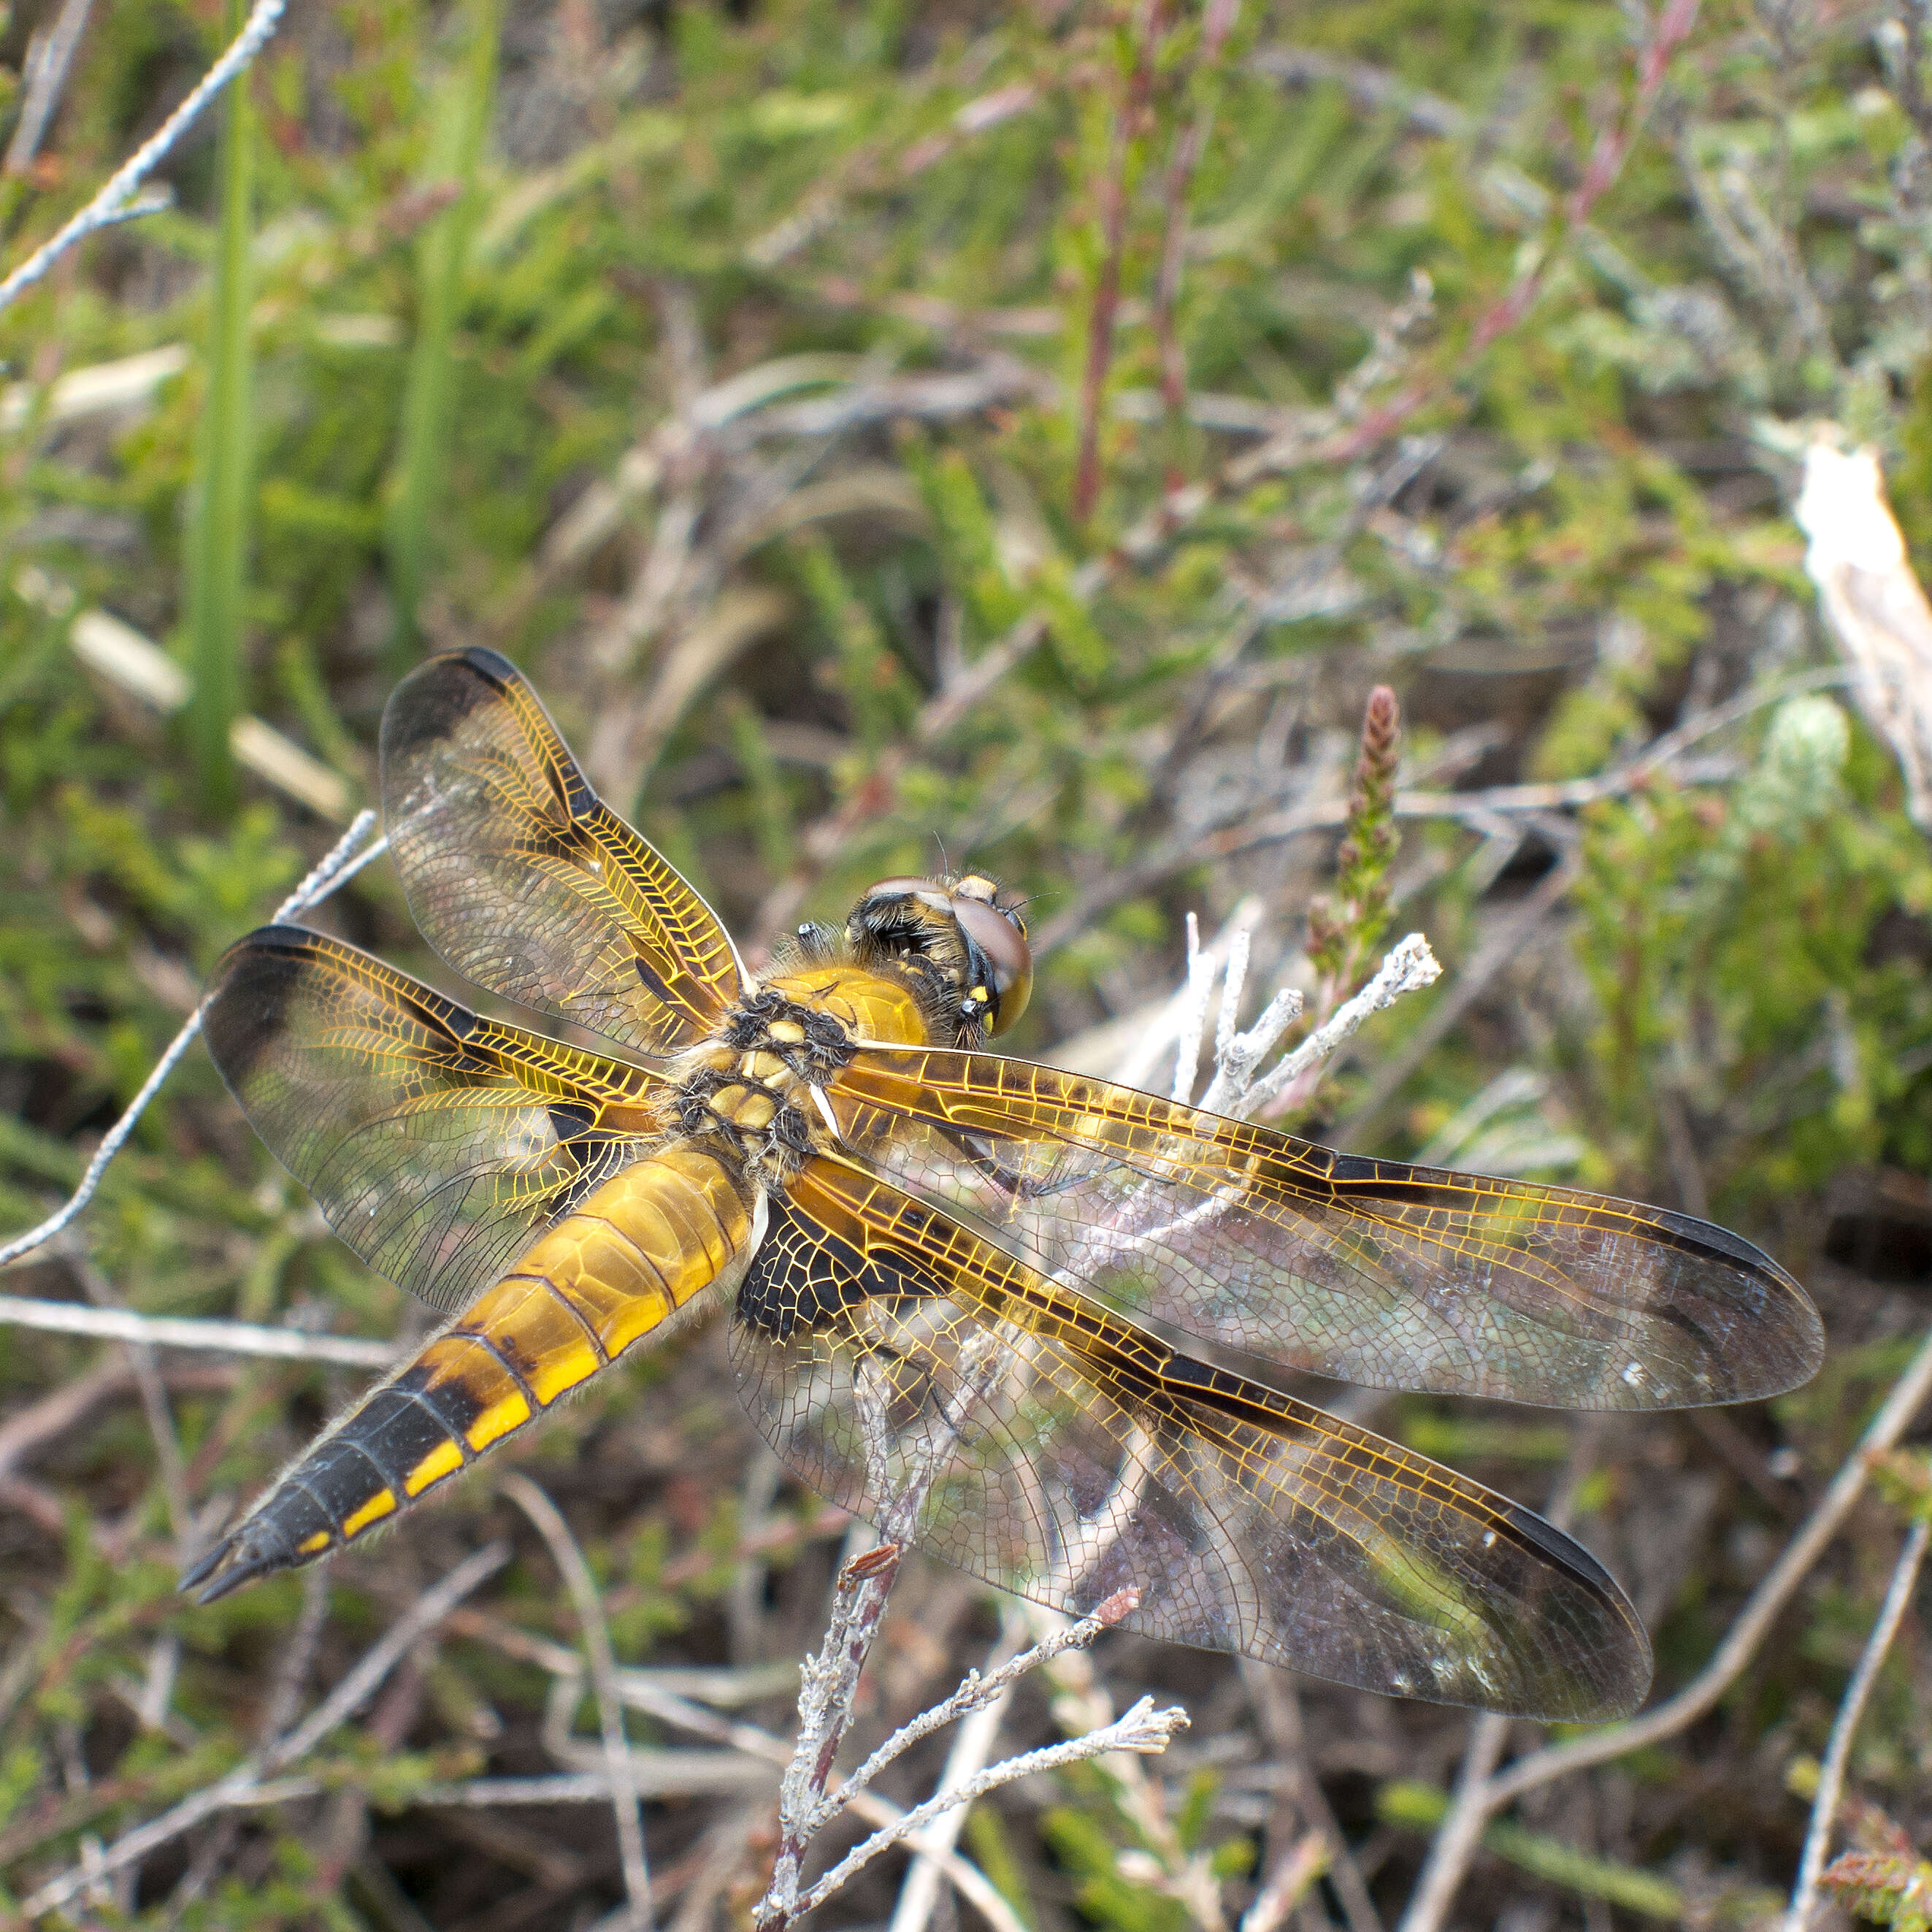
803;1155;1528;1530
202;924;670;1312
739;1154;1650;1721
488;660;745;1008
846;1046;1688;1250
302;934;667;1109
825;1046;1822;1409
380;648;744;1058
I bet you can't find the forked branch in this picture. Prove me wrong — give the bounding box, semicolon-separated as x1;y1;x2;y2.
0;0;288;314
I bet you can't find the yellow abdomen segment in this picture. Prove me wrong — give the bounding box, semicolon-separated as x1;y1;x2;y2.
193;1146;750;1595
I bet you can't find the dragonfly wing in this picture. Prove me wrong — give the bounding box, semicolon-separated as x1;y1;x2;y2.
730;1154;1652;1722
204;926;663;1311
825;1049;1822;1410
380;647;744;1059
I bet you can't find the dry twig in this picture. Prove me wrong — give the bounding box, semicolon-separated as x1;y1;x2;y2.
502;1473;653;1931
0;1292;402;1366
23;1541;510;1917
791;1695;1187;1925
883;1611;1024;1932
1250;932;1440;1116
0;0;288;314
0;810;385;1276
1785;1517;1931;1932
6;0;99;177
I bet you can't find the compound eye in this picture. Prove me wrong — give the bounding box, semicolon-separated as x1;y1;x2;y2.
953;894;1033;1035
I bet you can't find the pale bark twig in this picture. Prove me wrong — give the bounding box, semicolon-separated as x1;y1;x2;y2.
885;1610;1026;1932
845;1594;1136;1825
1334;851;1581;1142
6;0;99;177
0;810;385;1274
443;1612;1028;1931
0;0;288;314
756;1335;993;1931
1238;1829;1330;1932
793;1697;1187;1924
0;1295;400;1365
502;1473;653;1932
1249;933;1441;1115
757;1539;900;1922
1785;1517;1931;1932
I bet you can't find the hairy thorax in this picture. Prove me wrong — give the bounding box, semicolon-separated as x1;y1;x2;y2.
667;962;934;1189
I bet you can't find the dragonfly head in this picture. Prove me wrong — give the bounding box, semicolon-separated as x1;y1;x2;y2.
846;873;1033;1038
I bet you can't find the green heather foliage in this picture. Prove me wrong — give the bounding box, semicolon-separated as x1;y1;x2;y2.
4;0;1932;1923
1825;1853;1932;1932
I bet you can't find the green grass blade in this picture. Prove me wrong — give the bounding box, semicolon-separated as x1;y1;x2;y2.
181;0;254;814
1379;1781;1685;1921
383;0;498;675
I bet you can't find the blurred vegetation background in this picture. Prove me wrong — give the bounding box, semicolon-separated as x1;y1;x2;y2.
4;0;1932;1925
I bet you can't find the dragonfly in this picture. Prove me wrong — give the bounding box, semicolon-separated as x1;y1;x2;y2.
184;648;1823;1722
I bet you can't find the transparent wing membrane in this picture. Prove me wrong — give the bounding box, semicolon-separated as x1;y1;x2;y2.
731;1155;1652;1722
827;1049;1823;1410
381;647;744;1059
195;650;1822;1709
202;926;663;1311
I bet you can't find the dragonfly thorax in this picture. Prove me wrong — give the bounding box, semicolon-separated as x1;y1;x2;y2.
670;986;862;1184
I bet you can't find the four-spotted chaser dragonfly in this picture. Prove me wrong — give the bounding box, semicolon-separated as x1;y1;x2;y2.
183;648;1823;1720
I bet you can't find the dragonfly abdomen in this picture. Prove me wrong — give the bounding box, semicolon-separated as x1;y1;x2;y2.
183;1143;752;1601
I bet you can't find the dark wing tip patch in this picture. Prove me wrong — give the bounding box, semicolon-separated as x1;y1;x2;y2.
381;648;513;767
454;645;521;685
1499;1501;1652;1721
204;925;319;1093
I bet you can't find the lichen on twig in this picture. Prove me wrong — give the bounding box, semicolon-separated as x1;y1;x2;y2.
0;0;288;315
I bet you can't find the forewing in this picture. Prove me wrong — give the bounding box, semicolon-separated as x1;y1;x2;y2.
826;1050;1822;1410
380;647;743;1058
204;926;664;1311
731;1154;1651;1721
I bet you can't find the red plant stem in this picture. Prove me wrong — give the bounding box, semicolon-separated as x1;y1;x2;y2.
1073;0;1170;524
1153;0;1242;426
1331;0;1699;464
1570;0;1698;221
